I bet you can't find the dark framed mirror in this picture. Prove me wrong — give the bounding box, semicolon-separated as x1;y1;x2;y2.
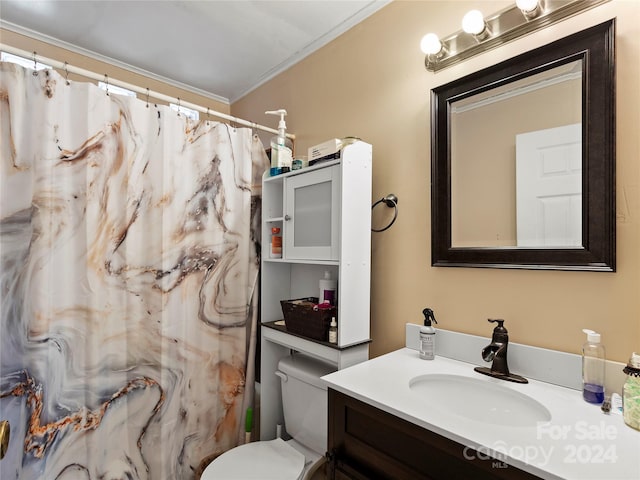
431;20;615;271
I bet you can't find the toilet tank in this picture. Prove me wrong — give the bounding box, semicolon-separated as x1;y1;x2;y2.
277;354;336;455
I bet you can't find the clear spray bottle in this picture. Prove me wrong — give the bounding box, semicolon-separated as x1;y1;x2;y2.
265;109;293;176
419;308;438;360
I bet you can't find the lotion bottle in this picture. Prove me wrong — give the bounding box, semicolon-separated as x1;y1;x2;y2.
265;109;293;176
419;308;438;360
319;270;337;305
582;328;606;404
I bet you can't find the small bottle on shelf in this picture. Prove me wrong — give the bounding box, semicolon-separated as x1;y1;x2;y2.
319;270;337;305
270;227;282;258
328;317;338;344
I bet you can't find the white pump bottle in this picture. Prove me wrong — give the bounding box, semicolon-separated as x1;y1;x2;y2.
265;109;293;176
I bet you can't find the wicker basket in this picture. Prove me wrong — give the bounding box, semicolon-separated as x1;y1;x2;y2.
280;297;337;342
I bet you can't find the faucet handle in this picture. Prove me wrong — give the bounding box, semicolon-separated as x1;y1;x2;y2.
488;318;507;333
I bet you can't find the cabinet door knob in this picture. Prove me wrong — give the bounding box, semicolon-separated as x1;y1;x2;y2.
284;214;291;221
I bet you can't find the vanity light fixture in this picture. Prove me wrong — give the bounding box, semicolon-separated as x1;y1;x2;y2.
421;0;610;72
461;9;490;40
420;32;447;69
420;33;444;56
516;0;543;19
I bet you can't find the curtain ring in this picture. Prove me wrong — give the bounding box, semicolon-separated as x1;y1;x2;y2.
32;51;38;76
63;61;70;85
176;98;181;116
103;74;109;96
206;107;210;125
145;88;150;108
371;194;399;232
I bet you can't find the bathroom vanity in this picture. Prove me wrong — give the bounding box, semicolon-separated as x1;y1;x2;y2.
322;332;640;480
327;388;537;479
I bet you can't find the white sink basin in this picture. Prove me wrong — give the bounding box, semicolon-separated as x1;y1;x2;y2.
409;374;551;427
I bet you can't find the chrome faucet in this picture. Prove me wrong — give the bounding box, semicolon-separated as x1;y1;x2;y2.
474;319;528;384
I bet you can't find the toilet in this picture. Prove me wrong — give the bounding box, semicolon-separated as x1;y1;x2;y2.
201;353;336;480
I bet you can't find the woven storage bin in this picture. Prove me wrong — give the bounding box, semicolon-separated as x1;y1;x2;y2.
280;297;337;342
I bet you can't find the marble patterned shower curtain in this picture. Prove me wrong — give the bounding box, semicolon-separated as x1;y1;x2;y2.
0;62;268;479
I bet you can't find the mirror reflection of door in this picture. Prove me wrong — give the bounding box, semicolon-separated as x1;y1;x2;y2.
516;124;582;247
450;60;582;248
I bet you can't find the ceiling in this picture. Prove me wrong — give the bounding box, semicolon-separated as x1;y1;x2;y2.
0;0;390;103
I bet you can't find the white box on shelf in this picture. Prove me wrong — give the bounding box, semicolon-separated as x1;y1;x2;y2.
308;138;342;164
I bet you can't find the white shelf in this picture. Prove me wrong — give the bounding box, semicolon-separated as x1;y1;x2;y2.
263;258;339;266
262;159;341;184
262;324;369;365
260;141;372;441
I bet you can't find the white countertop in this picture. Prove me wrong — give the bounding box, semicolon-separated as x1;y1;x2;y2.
322;348;640;480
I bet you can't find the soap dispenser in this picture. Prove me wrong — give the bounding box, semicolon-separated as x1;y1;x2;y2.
419;308;438;360
582;329;606;404
265;109;293;176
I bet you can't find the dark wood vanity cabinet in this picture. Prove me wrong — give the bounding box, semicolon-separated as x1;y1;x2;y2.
327;389;541;480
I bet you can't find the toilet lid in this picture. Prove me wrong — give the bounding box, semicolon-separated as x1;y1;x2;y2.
201;438;305;480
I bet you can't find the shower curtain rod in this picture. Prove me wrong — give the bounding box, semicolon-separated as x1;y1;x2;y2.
0;44;295;140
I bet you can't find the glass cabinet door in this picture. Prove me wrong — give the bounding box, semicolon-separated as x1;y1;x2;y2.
284;165;340;260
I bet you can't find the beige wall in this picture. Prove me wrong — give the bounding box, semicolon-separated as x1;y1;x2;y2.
232;0;640;363
0;28;230;114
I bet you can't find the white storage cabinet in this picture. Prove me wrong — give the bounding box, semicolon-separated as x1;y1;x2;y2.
260;141;372;441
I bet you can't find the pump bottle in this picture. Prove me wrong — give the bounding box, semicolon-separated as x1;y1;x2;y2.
265;109;293;176
419;308;438;360
582;329;606;404
319;270;337;305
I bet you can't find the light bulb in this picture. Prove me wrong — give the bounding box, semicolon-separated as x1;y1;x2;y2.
420;33;442;55
462;9;486;35
516;0;539;13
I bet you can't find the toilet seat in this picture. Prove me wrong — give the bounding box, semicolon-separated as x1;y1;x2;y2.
200;438;305;480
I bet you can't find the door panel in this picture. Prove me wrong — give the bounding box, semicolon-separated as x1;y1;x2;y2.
516;124;582;247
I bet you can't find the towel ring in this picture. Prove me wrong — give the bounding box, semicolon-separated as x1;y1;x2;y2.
371;194;398;232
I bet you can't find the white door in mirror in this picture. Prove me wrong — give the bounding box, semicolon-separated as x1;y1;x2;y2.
516;123;582;247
